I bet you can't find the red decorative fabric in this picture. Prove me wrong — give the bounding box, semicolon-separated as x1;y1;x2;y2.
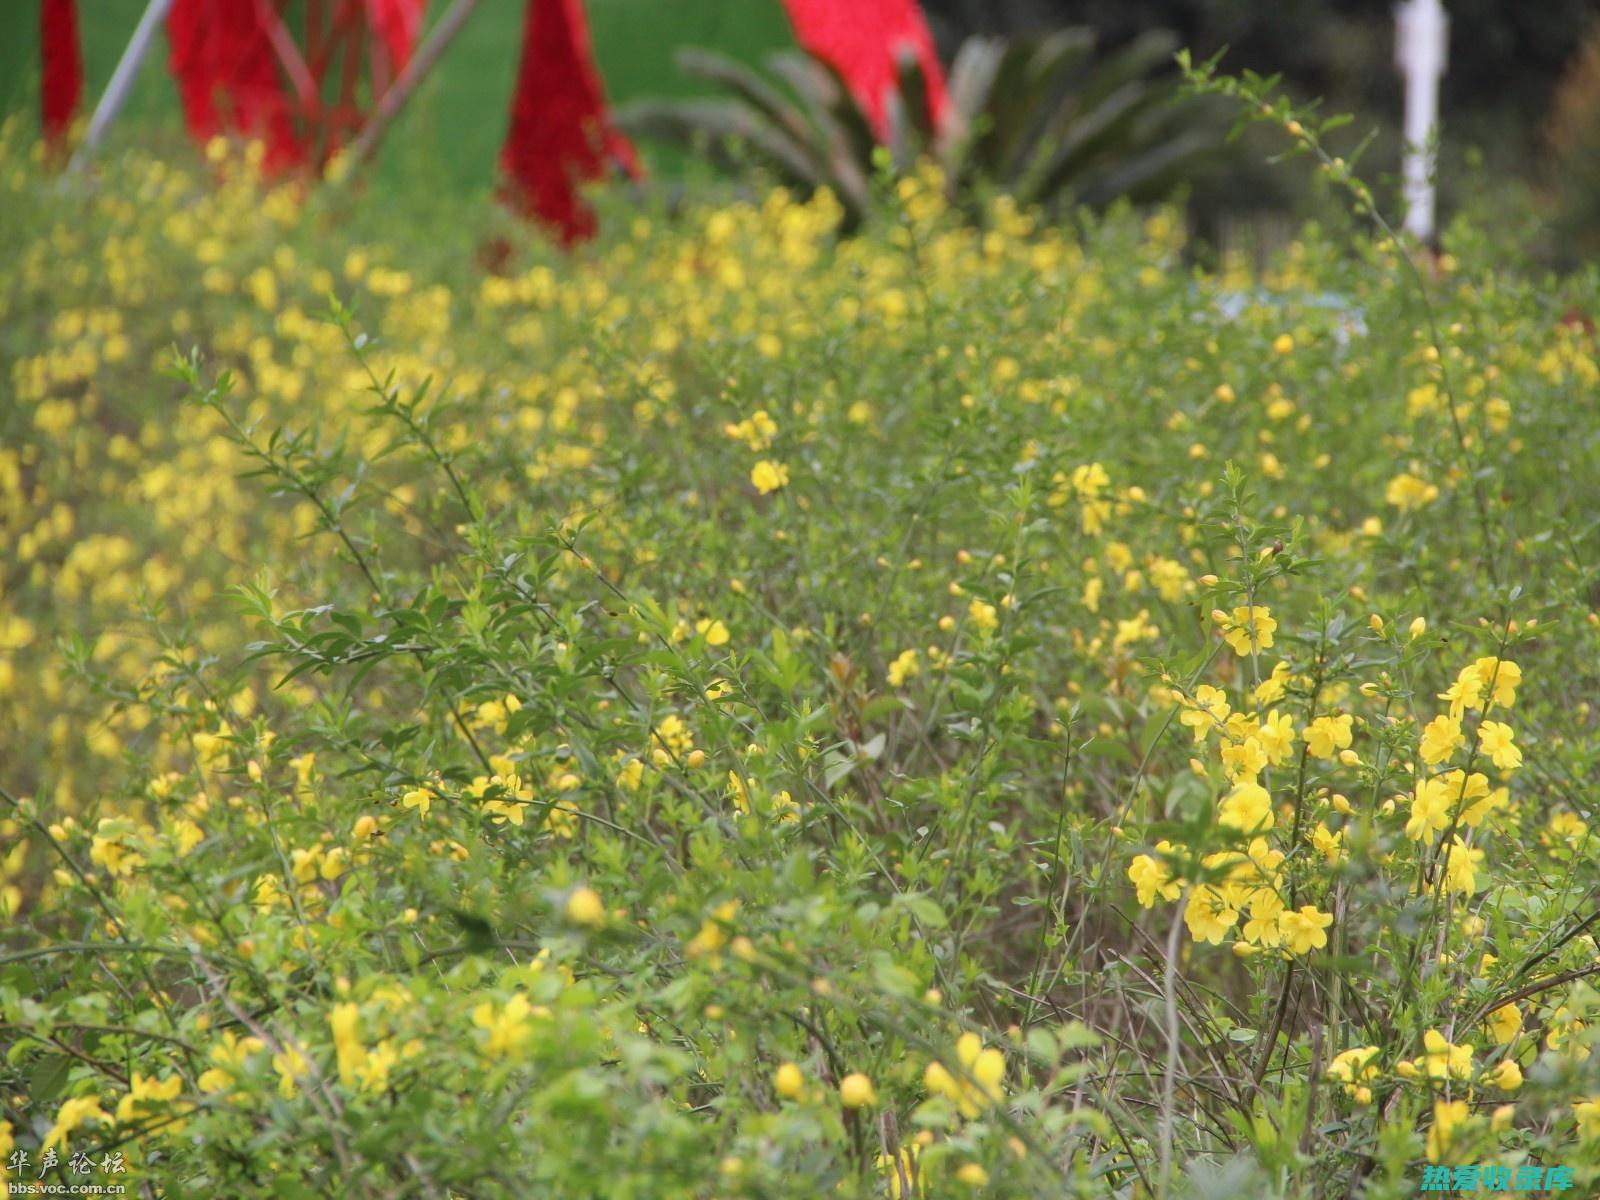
40;0;84;146
780;0;948;138
167;0;306;171
365;0;427;71
499;0;638;245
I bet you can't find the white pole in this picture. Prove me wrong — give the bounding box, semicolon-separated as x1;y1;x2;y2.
1394;0;1448;241
343;0;482;170
67;0;178;174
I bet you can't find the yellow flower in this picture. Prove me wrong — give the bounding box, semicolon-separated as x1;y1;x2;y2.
1471;657;1521;709
1326;1046;1380;1101
887;648;920;688
1386;472;1439;512
1438;666;1484;718
116;1072;189;1130
1304;714;1353;759
1219;605;1276;656
1254;661;1292;704
1477;721;1520;770
924;1032;1005;1118
473;993;535;1059
253;873;288;913
1419;714;1464;765
1070;462;1111;534
173;818;205;855
470;771;534;827
1128;849;1181;908
1483;1004;1521;1047
565;886;605;927
724;409;777;450
401;787;432;817
1179;685;1231;744
1184;886;1238;945
750;459;789;494
1439;835;1484;894
44;1095;109;1152
198;1030;265;1094
967;598;998;633
89;818;145;878
330;1002;366;1088
652;713;695;757
687;899;739;958
273;1045;308;1099
358;1040;398;1094
1219;780;1273;833
1426;1099;1471;1163
1486;1059;1522;1090
1310;822;1345;864
695;618;730;646
1446;770;1499;826
1120;611;1158;649
1547;1007;1590;1060
1255;710;1297;764
1278;905;1332;955
839;1072;877;1108
1548;811;1590;845
1405;775;1453;841
1574;1098;1600;1140
1421;1029;1474;1080
1241;889;1285;946
1219;734;1267;782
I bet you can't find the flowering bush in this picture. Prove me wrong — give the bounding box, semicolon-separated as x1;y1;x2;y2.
1;111;1598;1197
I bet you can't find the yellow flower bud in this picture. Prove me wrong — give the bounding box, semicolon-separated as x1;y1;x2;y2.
565;886;605;928
838;1072;877;1108
774;1062;804;1100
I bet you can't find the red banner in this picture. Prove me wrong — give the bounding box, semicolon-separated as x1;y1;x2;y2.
365;0;426;72
40;0;84;147
167;0;306;171
500;0;638;244
781;0;948;138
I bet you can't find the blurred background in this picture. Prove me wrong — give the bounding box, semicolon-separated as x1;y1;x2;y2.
3;0;1598;259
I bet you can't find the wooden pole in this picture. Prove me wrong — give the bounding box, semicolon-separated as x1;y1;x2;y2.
341;0;482;171
67;0;177;174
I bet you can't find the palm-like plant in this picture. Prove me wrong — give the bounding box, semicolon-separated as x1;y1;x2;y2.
615;28;1226;228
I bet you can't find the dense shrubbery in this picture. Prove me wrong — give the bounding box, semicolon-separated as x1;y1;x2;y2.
1;111;1599;1198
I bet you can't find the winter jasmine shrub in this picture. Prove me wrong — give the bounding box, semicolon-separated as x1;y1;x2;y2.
0;95;1597;1198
